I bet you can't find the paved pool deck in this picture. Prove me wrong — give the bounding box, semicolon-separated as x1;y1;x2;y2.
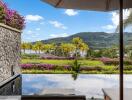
0;96;21;100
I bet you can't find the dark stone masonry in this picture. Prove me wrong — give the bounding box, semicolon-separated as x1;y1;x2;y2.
0;76;21;95
0;23;21;83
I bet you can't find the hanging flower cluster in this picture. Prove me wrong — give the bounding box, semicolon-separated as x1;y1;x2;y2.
0;1;25;30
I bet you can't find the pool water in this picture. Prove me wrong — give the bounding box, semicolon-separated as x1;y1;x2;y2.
22;74;132;98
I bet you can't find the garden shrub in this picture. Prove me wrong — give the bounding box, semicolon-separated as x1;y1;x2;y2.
21;54;39;59
100;57;132;65
41;56;75;60
71;60;81;73
0;5;6;23
20;64;71;71
124;60;132;65
122;66;132;70
54;66;65;71
80;66;102;71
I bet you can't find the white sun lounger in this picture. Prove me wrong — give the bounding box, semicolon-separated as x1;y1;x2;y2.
102;88;132;100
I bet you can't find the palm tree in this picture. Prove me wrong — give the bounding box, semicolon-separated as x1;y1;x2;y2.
35;41;43;54
42;44;55;54
72;37;83;58
60;43;75;57
116;9;132;31
80;43;89;56
71;59;81;73
72;37;89;58
21;42;27;54
71;59;81;80
27;43;33;53
54;43;62;56
32;44;38;54
123;9;132;29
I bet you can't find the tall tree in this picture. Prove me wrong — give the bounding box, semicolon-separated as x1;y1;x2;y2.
102;46;118;58
116;9;132;31
72;37;88;58
126;45;132;59
60;43;75;57
26;43;33;53
123;9;132;29
35;41;43;54
32;44;38;54
42;44;55;54
21;42;27;54
72;37;83;58
80;43;89;56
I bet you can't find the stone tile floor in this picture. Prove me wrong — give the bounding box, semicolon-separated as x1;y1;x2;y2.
0;96;21;100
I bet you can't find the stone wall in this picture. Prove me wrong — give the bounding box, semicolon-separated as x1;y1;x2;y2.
0;23;21;83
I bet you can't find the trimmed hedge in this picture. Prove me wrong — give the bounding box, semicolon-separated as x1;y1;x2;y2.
41;56;75;60
21;54;39;59
80;66;102;71
20;63;106;71
100;57;132;65
20;64;71;71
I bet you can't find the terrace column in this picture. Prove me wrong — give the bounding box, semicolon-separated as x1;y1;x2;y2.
119;0;124;100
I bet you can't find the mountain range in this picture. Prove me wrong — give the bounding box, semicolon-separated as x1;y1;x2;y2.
38;32;132;49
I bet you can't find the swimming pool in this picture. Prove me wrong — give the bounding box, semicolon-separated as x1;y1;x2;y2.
22;74;132;98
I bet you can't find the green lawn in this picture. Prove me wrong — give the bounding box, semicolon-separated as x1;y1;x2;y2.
21;59;132;74
21;59;104;66
22;69;132;74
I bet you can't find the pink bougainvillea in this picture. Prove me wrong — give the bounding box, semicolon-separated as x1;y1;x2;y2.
0;1;25;30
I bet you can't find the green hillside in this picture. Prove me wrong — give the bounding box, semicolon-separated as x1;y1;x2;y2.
39;32;132;49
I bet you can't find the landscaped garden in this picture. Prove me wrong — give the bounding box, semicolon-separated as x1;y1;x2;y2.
21;37;132;74
0;0;132;75
21;58;132;74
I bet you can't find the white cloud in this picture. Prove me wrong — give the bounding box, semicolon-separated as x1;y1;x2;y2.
64;9;78;16
25;15;44;22
102;9;131;32
24;30;40;37
50;33;69;38
102;25;115;30
27;30;32;33
49;21;67;29
36;28;40;31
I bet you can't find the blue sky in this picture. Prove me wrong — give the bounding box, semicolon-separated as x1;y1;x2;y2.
4;0;131;42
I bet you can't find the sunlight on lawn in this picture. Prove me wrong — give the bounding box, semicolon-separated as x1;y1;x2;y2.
21;59;103;66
